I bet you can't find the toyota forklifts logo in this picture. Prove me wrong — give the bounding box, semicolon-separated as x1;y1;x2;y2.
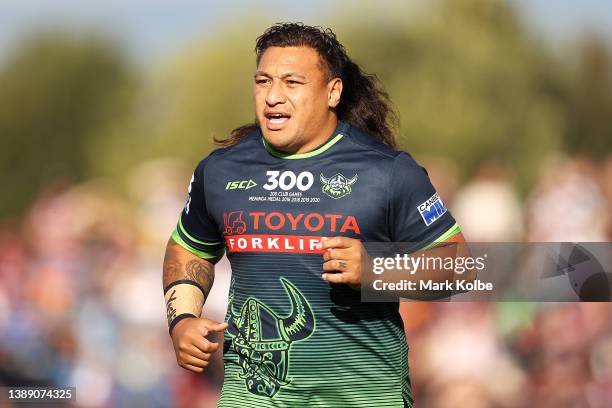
224;211;247;235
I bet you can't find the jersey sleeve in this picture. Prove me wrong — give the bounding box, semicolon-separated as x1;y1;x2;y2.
171;158;225;263
388;152;461;249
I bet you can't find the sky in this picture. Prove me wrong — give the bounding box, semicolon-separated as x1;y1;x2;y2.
0;0;611;62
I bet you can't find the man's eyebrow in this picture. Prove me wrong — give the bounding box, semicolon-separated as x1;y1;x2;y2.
254;71;307;80
281;72;307;80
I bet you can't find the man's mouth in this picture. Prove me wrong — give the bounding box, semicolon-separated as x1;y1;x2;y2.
264;112;291;130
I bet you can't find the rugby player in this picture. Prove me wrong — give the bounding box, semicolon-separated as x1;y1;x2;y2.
163;23;465;407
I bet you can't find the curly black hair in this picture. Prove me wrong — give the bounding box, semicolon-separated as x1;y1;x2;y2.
216;22;399;149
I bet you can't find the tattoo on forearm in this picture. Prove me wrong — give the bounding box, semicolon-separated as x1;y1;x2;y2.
163;239;215;308
185;259;214;299
166;289;177;325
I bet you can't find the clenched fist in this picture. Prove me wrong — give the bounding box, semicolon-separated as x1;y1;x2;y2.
170;317;228;373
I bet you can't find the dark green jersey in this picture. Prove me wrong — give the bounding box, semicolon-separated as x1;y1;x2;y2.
172;121;460;407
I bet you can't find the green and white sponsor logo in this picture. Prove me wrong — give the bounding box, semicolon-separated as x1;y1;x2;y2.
226;179;257;190
320;172;358;199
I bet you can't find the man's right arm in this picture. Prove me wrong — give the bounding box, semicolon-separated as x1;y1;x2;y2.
163;237;227;373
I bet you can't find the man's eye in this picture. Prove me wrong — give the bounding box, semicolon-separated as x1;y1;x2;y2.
286;80;301;85
255;78;270;85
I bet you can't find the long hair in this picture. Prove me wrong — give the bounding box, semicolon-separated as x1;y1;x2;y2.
215;22;399;149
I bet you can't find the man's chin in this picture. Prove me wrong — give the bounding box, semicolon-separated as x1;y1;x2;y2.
261;129;296;153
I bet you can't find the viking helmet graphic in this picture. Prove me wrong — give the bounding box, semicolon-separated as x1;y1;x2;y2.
320;172;358;199
227;278;315;397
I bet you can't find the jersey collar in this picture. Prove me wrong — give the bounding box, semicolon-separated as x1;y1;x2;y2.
261;120;347;160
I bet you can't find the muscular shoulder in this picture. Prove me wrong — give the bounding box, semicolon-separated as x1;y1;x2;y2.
344;125;399;159
343;124;425;177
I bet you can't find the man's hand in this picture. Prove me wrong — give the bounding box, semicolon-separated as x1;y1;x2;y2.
320;236;369;290
170;316;228;373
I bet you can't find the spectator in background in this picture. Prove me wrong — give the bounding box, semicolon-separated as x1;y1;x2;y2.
452;160;524;241
526;155;609;242
598;155;612;240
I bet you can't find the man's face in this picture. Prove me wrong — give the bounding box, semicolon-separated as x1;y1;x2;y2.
254;46;340;152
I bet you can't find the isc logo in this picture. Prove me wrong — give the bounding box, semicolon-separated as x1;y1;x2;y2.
226;180;257;190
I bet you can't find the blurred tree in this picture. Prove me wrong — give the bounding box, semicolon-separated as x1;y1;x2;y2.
337;0;566;191
95;0;611;195
129;25;262;168
90;22;269;182
0;33;135;218
128;0;567;191
562;36;612;159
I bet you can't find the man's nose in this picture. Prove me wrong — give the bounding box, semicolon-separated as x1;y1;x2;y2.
265;80;286;106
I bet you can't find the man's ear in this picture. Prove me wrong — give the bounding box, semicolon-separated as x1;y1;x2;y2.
328;78;343;108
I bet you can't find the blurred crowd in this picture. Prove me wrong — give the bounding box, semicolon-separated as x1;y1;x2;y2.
0;153;611;408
